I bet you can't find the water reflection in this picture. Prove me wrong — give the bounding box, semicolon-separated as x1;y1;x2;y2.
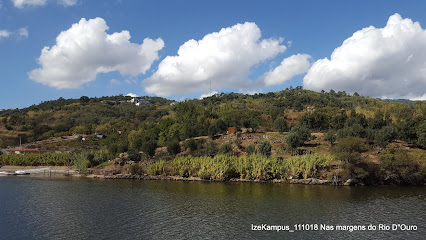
0;177;424;240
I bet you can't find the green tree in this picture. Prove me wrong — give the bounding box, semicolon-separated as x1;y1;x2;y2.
333;137;367;165
416;122;426;149
286;126;311;150
273;117;288;132
325;130;337;145
257;141;272;157
167;140;181;155
375;126;397;147
205;140;218;156
142;140;158;158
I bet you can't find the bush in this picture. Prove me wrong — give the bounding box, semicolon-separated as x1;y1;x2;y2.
257;141;272;157
245;144;256;155
184;139;198;151
129;164;142;175
219;142;233;155
380;144;425;185
167;140;181;155
205;140;218;156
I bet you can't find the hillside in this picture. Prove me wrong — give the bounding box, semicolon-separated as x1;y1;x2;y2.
0;88;425;185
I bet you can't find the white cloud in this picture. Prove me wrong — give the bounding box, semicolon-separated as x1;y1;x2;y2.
126;93;138;98
125;79;137;84
12;0;77;8
29;17;164;89
110;79;121;85
0;30;10;39
263;54;311;86
143;22;286;97
304;13;426;100
58;0;76;6
18;27;28;38
11;0;46;8
199;91;218;99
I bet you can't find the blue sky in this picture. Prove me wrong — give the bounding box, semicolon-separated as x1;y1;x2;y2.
1;0;426;109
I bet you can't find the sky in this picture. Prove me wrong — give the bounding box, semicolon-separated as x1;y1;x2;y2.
1;0;426;109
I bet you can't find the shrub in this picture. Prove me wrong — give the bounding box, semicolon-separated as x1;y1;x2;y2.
245;144;256;155
167;140;181;155
257;141;272;157
205;140;218;156
129;164;142;175
219;142;233;155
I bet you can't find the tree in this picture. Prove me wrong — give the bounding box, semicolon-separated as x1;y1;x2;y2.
375;126;397;147
333;137;367;165
80;96;90;104
286;132;302;151
416;122;426;149
167;140;181;155
185;139;198;151
325;130;337;145
273;117;288;132
257;141;272;157
142;140;157;158
128;130;144;150
286;126;311;150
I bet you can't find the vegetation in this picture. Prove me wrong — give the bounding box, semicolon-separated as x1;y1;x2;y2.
1;88;425;185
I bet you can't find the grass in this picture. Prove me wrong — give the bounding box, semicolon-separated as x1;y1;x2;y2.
145;154;334;181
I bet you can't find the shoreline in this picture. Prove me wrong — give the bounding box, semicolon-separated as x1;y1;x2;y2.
0;165;350;185
2;165;423;186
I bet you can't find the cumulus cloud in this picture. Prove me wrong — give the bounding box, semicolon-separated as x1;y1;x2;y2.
263;54;311;86
126;93;138;98
304;13;426;100
29;17;164;89
143;22;286;97
0;30;10;39
12;0;46;8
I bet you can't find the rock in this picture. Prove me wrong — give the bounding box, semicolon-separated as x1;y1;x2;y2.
344;179;357;186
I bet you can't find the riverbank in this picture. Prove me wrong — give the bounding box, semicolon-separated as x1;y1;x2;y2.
0;165;354;185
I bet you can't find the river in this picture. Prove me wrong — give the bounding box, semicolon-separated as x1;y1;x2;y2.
0;176;424;239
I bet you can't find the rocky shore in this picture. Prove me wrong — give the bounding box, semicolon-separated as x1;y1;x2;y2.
103;174;355;185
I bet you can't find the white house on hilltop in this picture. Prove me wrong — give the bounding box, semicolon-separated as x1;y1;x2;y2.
130;97;150;106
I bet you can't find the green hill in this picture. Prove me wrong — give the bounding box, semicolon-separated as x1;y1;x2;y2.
1;88;425;185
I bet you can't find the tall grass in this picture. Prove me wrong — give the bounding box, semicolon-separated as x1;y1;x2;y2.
0;153;72;166
147;154;332;181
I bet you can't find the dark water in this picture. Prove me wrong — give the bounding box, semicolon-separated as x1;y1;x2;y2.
0;176;424;240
